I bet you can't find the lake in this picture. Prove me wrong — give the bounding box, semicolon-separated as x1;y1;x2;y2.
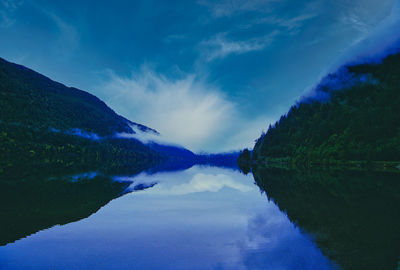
0;165;399;270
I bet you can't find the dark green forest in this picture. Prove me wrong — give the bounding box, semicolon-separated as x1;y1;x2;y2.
250;52;400;165
0;57;140;136
0;57;164;175
0;121;163;177
237;148;252;174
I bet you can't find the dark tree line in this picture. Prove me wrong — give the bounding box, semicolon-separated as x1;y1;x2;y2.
237;148;252;174
251;52;400;163
0;122;164;177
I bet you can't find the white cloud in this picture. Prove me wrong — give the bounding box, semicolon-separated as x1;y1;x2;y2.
116;123;186;148
202;32;278;60
99;68;232;151
98;67;273;152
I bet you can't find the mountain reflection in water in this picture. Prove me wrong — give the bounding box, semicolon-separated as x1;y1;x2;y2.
0;164;399;270
253;167;400;270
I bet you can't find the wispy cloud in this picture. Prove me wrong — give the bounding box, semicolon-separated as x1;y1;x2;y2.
337;0;394;34
35;9;80;56
98;67;233;151
341;0;400;62
49;13;79;48
301;0;400;100
0;0;22;27
201;32;278;60
254;13;317;35
98;67;274;152
197;1;318;61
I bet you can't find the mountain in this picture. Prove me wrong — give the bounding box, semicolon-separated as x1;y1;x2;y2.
0;57;238;176
0;57;156;136
249;52;400;166
0;57;165;175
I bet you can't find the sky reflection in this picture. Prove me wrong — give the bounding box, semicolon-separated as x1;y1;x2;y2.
0;166;334;270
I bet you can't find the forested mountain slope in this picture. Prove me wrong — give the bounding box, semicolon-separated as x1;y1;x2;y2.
252;52;400;164
0;57;162;175
0;57;156;136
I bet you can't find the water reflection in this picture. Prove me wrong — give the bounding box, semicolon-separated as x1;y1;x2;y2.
0;166;334;270
253;167;400;270
0;172;133;246
125;170;253;195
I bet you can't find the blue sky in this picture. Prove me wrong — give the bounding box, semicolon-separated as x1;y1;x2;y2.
0;0;399;152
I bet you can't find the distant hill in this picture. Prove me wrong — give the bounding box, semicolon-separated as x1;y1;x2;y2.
250;52;400;165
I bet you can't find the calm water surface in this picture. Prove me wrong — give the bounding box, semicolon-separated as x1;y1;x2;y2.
0;165;399;269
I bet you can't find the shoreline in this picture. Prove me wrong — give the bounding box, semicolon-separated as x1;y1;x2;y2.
252;158;400;173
